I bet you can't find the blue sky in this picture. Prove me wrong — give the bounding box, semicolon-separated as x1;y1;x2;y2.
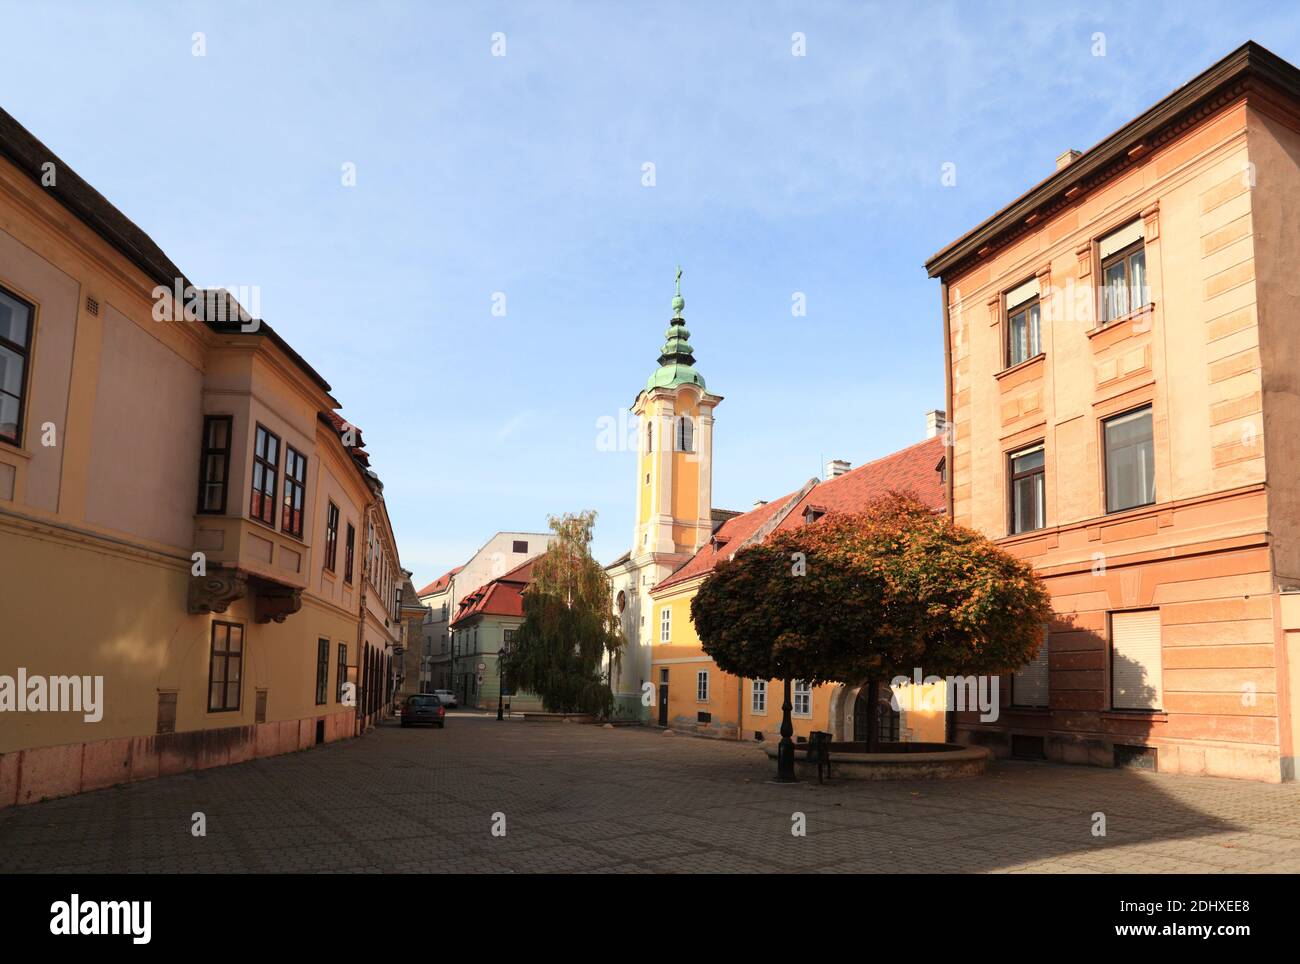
4;1;1298;584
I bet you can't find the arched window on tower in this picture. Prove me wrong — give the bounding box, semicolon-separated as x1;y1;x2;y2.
646;419;653;453
676;415;694;453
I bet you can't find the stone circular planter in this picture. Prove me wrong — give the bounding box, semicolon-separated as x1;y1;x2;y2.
518;712;598;724
761;741;990;780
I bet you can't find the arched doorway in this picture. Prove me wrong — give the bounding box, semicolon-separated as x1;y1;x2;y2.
852;684;900;744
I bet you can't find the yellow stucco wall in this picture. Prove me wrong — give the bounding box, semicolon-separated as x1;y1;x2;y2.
649;580;948;743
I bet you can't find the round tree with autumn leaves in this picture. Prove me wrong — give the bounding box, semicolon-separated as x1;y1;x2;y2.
690;493;1053;780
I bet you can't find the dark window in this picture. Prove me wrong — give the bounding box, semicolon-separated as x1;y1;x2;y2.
197;415;233;513
336;643;348;702
676;416;694;453
0;285;34;446
1104;406;1155;513
512;540;528;553
1009;445;1045;534
646;420;653;453
324;501;340;572
315;638;329;705
250;424;279;527
344;522;356;583
281;445;307;538
1101;240;1148;323
1006;296;1041;367
207;622;244;712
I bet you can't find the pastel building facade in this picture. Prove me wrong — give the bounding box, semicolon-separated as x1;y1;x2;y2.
415;531;554;701
0;106;405;805
926;42;1300;782
447;556;544;712
649;437;950;744
606;274;725;720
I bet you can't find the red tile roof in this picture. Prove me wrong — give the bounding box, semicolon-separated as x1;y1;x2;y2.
417;565;463;598
774;436;945;533
652;436;946;595
449;557;538;627
320;410;371;466
654;485;813;592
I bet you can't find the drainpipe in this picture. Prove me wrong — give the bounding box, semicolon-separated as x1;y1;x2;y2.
737;674;744;741
354;499;374;736
940;278;955;745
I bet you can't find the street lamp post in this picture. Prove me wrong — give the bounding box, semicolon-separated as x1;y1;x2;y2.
776;676;796;782
496;647;509;721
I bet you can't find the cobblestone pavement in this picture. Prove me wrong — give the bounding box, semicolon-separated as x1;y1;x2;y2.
3;715;1299;873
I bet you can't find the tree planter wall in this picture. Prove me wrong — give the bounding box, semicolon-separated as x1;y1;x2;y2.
761;742;990;780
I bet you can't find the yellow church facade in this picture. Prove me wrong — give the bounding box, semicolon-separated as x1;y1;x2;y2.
609;272;949;743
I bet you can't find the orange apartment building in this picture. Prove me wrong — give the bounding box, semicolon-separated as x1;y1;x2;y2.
926;42;1300;782
0;106;406;805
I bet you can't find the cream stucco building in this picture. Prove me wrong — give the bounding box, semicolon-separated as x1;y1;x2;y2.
0;105;406;805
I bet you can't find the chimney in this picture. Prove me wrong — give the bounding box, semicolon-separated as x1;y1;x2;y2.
1056;148;1082;171
752;500;767;509
824;459;851;480
925;409;948;439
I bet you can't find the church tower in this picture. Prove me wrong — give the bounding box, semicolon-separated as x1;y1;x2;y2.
607;268;722;717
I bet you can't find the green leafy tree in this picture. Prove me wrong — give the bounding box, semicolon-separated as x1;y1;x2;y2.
691;493;1053;777
499;511;625;716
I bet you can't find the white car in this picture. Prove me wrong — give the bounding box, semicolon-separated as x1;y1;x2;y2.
433;689;458;709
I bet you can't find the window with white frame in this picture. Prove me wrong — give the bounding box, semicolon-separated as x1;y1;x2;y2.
696;670;709;702
660;606;671;643
793;680;811;717
751;679;767;714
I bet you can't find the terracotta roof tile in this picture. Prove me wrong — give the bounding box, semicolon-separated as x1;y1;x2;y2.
654;485;812;592
652;436;946;594
417;564;463;598
775;436;945;533
449;557;539;627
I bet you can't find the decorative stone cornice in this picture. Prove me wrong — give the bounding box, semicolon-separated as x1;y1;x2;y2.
925;42;1298;281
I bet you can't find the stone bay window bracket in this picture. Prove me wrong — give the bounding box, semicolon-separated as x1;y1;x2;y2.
188;565;303;623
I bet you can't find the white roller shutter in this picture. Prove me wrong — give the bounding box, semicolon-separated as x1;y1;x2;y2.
1005;277;1040;309
1111;609;1163;710
1099;219;1144;259
1013;627;1050;707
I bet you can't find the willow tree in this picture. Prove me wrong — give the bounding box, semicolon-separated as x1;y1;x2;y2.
692;493;1052;780
499;511;624;716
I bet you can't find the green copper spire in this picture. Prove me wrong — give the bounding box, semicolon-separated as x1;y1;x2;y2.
645;266;706;392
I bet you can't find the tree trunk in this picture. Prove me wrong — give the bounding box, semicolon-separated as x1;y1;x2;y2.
865;679;879;752
776;676;796;782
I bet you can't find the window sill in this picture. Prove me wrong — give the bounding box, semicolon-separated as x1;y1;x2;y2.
1088;302;1156;337
1102;709;1167;723
994;353;1045;381
1006;706;1052;714
1104;499;1158;519
0;438;32;461
1007;524;1048;539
